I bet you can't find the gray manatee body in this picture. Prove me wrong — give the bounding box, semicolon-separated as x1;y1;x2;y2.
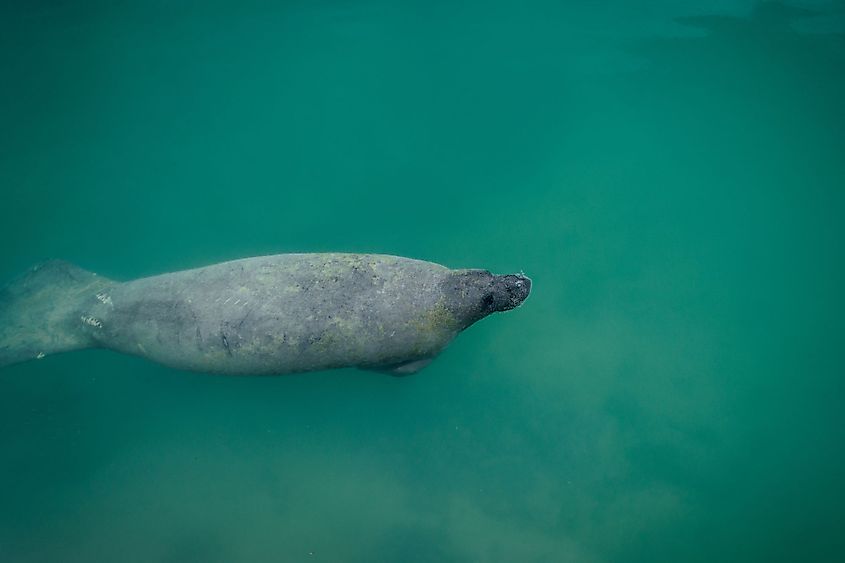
0;253;531;375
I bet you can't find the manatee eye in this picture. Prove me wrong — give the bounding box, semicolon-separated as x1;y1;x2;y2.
482;292;495;308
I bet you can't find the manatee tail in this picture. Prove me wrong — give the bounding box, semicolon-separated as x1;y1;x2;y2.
0;260;113;368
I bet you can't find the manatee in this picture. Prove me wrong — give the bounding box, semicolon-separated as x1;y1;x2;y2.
0;254;531;375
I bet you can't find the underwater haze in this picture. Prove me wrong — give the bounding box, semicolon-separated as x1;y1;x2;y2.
1;1;844;561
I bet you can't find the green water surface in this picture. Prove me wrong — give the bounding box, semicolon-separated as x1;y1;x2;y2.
1;1;843;561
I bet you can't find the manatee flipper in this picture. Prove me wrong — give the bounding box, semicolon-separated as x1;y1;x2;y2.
0;260;112;368
366;358;434;377
387;358;433;376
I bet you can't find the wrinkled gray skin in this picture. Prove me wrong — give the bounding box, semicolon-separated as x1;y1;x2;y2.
0;254;531;375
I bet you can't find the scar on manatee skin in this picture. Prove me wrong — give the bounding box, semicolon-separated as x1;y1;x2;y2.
221;332;232;356
236;308;253;329
80;315;103;328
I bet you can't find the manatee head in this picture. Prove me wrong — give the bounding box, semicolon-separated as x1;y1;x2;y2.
440;269;532;330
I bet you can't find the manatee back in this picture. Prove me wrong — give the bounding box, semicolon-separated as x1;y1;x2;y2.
94;254;462;374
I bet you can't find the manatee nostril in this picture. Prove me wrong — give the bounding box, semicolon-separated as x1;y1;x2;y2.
516;276;532;297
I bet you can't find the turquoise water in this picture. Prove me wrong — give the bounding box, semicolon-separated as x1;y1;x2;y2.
1;1;843;561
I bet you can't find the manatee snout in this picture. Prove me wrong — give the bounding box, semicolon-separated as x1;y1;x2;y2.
490;274;532;312
442;269;532;329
